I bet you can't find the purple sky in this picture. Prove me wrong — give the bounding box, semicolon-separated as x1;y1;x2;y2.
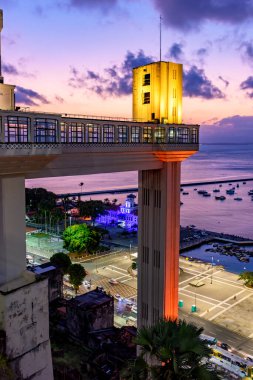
1;0;253;142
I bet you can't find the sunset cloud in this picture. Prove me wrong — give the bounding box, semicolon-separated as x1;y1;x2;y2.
15;86;50;106
153;0;253;31
184;66;225;99
69;50;154;97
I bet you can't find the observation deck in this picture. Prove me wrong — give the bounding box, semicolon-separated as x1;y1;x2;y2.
0;109;199;177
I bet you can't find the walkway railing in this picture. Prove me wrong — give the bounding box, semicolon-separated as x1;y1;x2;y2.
0;110;199;146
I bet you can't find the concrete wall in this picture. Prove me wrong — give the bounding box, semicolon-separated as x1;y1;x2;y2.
0;272;53;379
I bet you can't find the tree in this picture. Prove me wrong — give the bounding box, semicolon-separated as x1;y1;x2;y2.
50;252;71;274
68;263;87;294
25;187;57;213
122;318;220;380
78;200;108;224
63;224;101;254
239;271;253;287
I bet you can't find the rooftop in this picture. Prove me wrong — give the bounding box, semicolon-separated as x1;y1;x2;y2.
70;289;113;310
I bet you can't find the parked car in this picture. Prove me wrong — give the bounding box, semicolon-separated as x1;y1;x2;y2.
217;342;232;352
109;278;119;285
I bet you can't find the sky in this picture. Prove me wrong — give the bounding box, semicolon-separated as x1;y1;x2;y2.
1;0;253;142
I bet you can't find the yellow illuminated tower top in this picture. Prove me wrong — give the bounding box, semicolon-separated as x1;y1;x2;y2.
0;9;15;110
132;61;182;124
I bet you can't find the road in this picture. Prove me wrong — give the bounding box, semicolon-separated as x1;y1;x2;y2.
179;310;253;356
27;248;253;357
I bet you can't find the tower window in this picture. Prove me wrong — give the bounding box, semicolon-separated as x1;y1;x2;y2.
143;73;150;86
143;92;150;104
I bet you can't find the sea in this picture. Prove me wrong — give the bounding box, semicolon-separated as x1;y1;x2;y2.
26;143;253;273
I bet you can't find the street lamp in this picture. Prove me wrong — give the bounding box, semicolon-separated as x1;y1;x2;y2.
79;182;84;201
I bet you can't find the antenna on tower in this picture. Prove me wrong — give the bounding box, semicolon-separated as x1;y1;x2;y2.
159;15;162;61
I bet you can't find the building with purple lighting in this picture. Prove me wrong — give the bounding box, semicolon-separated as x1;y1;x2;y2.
96;194;138;229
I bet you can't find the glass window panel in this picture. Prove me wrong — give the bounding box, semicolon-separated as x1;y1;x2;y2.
87;124;100;143
131;126;140;143
143;73;150;86
168;127;175;143
35;118;57;143
143;127;153;143
5;116;29;143
61;122;67;143
154;127;165;143
103;124;114;143
176;128;189;143
117;125;128;143
192;128;198;143
143;92;150;104
68;122;85;143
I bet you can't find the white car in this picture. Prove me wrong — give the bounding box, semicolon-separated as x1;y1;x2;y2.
109;278;119;285
131;306;137;314
114;294;123;301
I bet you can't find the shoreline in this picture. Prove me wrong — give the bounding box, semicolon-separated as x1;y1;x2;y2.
179;227;253;274
55;177;253;198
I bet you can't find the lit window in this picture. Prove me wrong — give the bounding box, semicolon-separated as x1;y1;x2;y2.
143;73;150;86
143;92;150;104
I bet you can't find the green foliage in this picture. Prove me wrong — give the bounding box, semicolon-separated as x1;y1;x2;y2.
68;263;87;293
31;232;49;239
0;355;14;380
78;200;108;222
239;271;253;287
131;261;137;270
122;318;220;380
50;252;72;274
26;187;57;212
63;224;101;254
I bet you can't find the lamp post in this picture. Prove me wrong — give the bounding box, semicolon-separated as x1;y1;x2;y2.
79;182;84;202
129;241;132;259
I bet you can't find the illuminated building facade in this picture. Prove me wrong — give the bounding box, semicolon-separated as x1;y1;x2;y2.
133;61;182;124
134;61;196;326
96;194;138;229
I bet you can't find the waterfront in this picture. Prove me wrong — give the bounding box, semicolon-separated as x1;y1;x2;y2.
181;242;253;274
26;144;253;240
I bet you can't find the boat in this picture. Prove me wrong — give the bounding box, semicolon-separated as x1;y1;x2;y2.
198;190;208;194
243;181;247;184
180;201;184;206
203;192;211;197
239;257;249;262
213;189;220;193
234;197;242;201
236;184;239;188
219;184;222;187
194;188;197;191
182;192;189;195
215;195;226;201
226;189;235;195
248;190;253;195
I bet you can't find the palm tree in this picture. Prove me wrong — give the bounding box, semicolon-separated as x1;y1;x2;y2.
79;182;84;193
122;318;220;380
